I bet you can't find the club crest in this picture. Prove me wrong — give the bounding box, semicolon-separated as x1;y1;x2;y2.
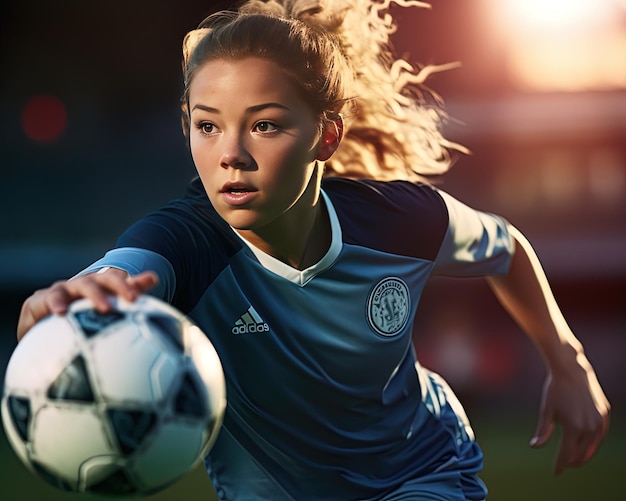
367;277;410;337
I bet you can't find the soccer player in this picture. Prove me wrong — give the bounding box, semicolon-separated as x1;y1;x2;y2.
17;1;609;499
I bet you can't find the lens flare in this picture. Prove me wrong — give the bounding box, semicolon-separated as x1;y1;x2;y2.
21;94;68;143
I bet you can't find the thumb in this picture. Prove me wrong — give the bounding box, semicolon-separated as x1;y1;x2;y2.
530;413;555;448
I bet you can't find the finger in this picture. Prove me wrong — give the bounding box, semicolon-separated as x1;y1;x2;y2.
91;269;158;302
17;283;74;340
47;281;83;314
93;268;136;301
530;414;554;448
78;269;138;304
62;276;117;312
571;412;611;468
555;422;601;474
553;430;577;475
17;299;47;341
127;271;159;293
16;310;34;341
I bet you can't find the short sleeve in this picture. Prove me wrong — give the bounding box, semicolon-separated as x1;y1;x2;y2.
433;189;515;277
76;248;177;302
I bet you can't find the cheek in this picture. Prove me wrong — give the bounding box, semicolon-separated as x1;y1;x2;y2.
189;135;202;162
285;136;320;170
189;135;200;162
189;138;214;173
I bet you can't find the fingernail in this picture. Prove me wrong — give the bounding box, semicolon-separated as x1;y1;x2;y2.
529;437;538;447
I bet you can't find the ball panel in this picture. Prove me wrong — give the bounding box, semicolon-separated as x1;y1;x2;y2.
185;327;226;455
80;456;137;495
149;353;180;402
4;315;80;394
72;308;126;337
31;460;74;491
31;405;115;485
5;395;31;441
187;325;227;421
47;355;94;402
1;396;32;471
174;370;207;419
89;323;167;404
146;313;185;353
132;421;204;488
107;409;158;455
84;465;138;495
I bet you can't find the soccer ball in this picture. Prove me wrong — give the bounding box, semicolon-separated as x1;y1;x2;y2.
1;294;226;496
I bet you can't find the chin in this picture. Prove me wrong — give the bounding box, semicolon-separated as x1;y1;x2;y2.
220;212;260;231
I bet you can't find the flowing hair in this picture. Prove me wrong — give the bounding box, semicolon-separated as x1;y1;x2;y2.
181;0;467;181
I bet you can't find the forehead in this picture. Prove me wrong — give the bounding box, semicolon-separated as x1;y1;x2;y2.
189;57;310;110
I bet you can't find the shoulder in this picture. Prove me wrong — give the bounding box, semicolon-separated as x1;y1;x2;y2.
116;178;244;311
322;178;449;260
116;177;242;280
119;177;239;249
322;178;447;209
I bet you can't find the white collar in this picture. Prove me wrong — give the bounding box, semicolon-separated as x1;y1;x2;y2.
232;190;342;286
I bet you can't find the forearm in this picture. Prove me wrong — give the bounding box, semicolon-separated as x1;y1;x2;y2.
486;225;585;373
487;225;610;471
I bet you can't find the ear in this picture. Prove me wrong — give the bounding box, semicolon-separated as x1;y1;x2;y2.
316;115;344;161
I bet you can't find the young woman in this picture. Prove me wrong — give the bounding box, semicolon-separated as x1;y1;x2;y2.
18;1;609;499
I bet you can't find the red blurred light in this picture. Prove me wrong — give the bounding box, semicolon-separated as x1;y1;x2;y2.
21;94;68;143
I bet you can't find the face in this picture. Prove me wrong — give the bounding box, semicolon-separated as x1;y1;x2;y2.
188;57;332;234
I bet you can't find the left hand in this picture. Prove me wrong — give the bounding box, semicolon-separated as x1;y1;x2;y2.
530;353;610;475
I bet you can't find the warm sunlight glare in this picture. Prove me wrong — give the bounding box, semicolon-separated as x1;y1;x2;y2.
502;0;608;30
489;0;626;91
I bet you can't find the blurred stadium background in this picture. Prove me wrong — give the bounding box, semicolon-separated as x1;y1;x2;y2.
1;0;624;499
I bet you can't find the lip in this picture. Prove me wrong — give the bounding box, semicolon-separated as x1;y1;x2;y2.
219;182;258;206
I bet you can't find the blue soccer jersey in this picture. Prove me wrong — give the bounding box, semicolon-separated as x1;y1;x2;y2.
80;177;514;500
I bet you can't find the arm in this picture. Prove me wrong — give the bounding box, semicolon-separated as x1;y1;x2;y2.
486;225;610;475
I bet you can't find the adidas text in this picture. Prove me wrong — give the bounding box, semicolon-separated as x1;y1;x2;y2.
232;323;270;335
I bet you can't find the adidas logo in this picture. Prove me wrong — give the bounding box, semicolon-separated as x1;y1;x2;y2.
231;306;270;335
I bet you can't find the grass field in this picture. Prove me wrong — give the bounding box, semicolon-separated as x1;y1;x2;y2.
0;414;622;501
472;414;623;500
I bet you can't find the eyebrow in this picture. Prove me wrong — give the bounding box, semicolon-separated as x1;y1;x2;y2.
191;102;291;114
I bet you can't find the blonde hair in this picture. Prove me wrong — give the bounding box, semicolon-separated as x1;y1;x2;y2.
181;0;466;181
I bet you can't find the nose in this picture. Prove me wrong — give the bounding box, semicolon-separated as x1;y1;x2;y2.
219;134;252;170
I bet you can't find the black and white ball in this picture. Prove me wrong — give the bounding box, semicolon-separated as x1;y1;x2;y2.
1;295;226;496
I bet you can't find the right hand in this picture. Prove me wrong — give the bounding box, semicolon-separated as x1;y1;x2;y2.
17;268;159;341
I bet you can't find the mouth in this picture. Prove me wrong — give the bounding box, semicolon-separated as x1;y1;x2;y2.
219;182;258;206
220;182;256;194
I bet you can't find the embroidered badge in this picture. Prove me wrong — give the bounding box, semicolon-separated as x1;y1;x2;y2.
367;277;410;337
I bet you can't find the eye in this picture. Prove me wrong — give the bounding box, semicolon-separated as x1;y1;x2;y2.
197;121;217;135
253;121;278;133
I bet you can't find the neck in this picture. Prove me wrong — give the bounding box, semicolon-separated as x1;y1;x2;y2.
236;167;330;270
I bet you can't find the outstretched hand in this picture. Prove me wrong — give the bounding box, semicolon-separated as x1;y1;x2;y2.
530;354;610;475
17;268;159;341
